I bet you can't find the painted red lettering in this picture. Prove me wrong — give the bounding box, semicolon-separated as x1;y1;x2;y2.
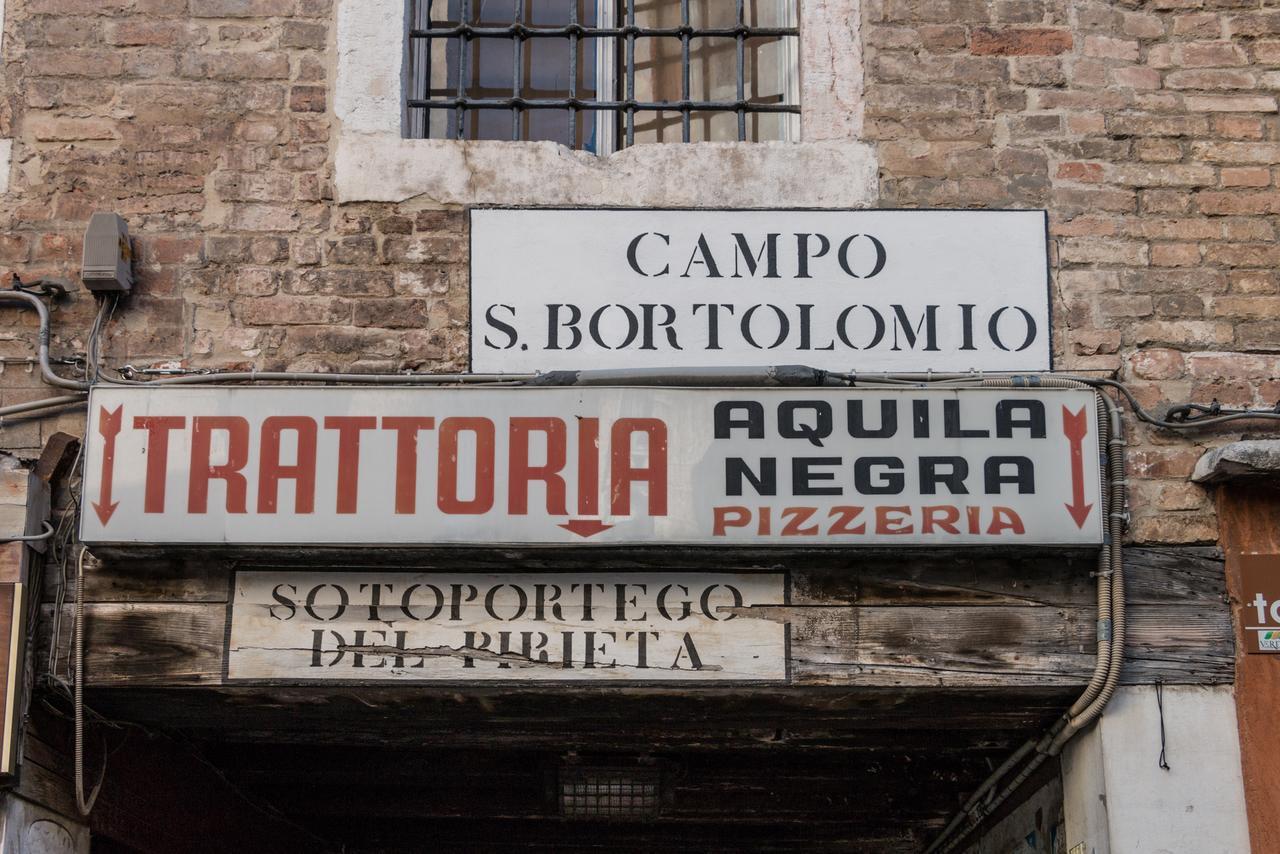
987;506;1026;535
188;416;250;514
381;417;435;514
258;416;318;514
438;417;495;514
781;506;818;536
610;418;668;516
876;505;914;535
577;417;600;515
922;505;960;534
133;416;185;513
827;506;866;535
713;506;750;535
508;417;567;515
324;416;377;514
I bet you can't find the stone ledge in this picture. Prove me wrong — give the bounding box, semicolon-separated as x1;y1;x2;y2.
334;134;880;207
1192;440;1280;484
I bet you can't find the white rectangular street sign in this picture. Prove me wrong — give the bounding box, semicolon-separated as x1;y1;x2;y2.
226;570;789;682
470;208;1051;373
81;386;1102;547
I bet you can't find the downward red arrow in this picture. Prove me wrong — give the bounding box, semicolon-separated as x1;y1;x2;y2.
92;405;122;526
559;518;613;538
1062;406;1093;530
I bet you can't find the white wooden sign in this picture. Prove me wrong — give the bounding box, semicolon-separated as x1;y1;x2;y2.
81;386;1102;546
470;209;1051;373
226;571;789;682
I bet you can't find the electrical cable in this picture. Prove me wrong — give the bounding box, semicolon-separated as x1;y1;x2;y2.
73;545;102;815
1;521;55;542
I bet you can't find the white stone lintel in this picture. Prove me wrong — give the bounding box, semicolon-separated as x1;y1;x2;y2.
335;135;878;207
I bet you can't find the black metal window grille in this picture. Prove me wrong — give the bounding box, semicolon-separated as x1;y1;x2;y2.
559;766;661;818
407;0;800;153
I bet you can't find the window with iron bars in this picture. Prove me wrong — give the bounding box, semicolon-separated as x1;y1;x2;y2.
407;1;800;154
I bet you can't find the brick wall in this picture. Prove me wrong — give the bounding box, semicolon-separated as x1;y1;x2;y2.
1;0;1277;544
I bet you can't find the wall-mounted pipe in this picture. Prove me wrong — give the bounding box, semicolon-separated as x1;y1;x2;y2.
0;291;90;391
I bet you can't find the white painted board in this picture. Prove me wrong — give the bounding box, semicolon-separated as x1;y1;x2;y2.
81;386;1102;546
227;570;789;682
470;209;1051;372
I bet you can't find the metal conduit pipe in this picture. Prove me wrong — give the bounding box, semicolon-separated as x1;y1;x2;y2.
0;291;90;391
531;365;837;387
925;377;1128;854
1052;395;1128;750
103;370;535;387
0;394;88;420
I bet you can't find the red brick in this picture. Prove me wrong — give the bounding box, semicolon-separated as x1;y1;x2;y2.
1151;243;1201;267
1082;35;1140;62
1130;348;1187;380
237;296;350;326
289;86;325;112
1196;191;1280;215
106;20;205;46
1165;69;1256;90
190;0;296;16
1221;167;1272;188
970;27;1072;56
280;20;326;48
179;51;289;80
26;49;123;78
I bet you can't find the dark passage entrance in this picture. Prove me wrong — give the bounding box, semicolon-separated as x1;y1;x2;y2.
47;687;1078;853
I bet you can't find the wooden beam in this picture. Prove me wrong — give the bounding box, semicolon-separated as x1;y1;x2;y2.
39;548;1232;690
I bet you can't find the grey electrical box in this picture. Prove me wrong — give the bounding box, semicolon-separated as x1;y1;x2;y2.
81;212;133;293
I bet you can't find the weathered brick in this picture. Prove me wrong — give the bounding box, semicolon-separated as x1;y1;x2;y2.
1151;243;1201;267
289;85;326;112
25;116;119;141
1164;69;1256;90
1191;142;1280;165
1178;41;1248;67
1197;190;1280;215
1128;321;1234;348
970;27;1072;56
1082;35;1140;62
1107;163;1216;188
1122;13;1165;39
1183;95;1278;113
237;296;350;326
180;51;290;79
26;49;124;77
1130;348;1187;380
1205;243;1280;267
1129;514;1218;545
353;299;433;329
280;20;326;48
190;0;297;16
106;20;206;46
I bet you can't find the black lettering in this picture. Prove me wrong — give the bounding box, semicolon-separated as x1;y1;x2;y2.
920;457;970;495
984;456;1035;494
483;304;519;349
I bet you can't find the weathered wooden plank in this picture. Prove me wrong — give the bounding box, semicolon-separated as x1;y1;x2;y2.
54;547;1226;607
42;598;1231;688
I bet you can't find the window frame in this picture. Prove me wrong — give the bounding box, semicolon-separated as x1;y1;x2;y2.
332;0;876;208
406;0;802;152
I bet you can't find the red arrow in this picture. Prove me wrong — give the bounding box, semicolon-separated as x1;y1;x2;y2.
1062;406;1093;530
92;405;123;526
559;518;613;538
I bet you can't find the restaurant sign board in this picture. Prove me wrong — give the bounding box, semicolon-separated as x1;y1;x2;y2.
81;385;1102;547
470;208;1051;373
227;570;788;682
